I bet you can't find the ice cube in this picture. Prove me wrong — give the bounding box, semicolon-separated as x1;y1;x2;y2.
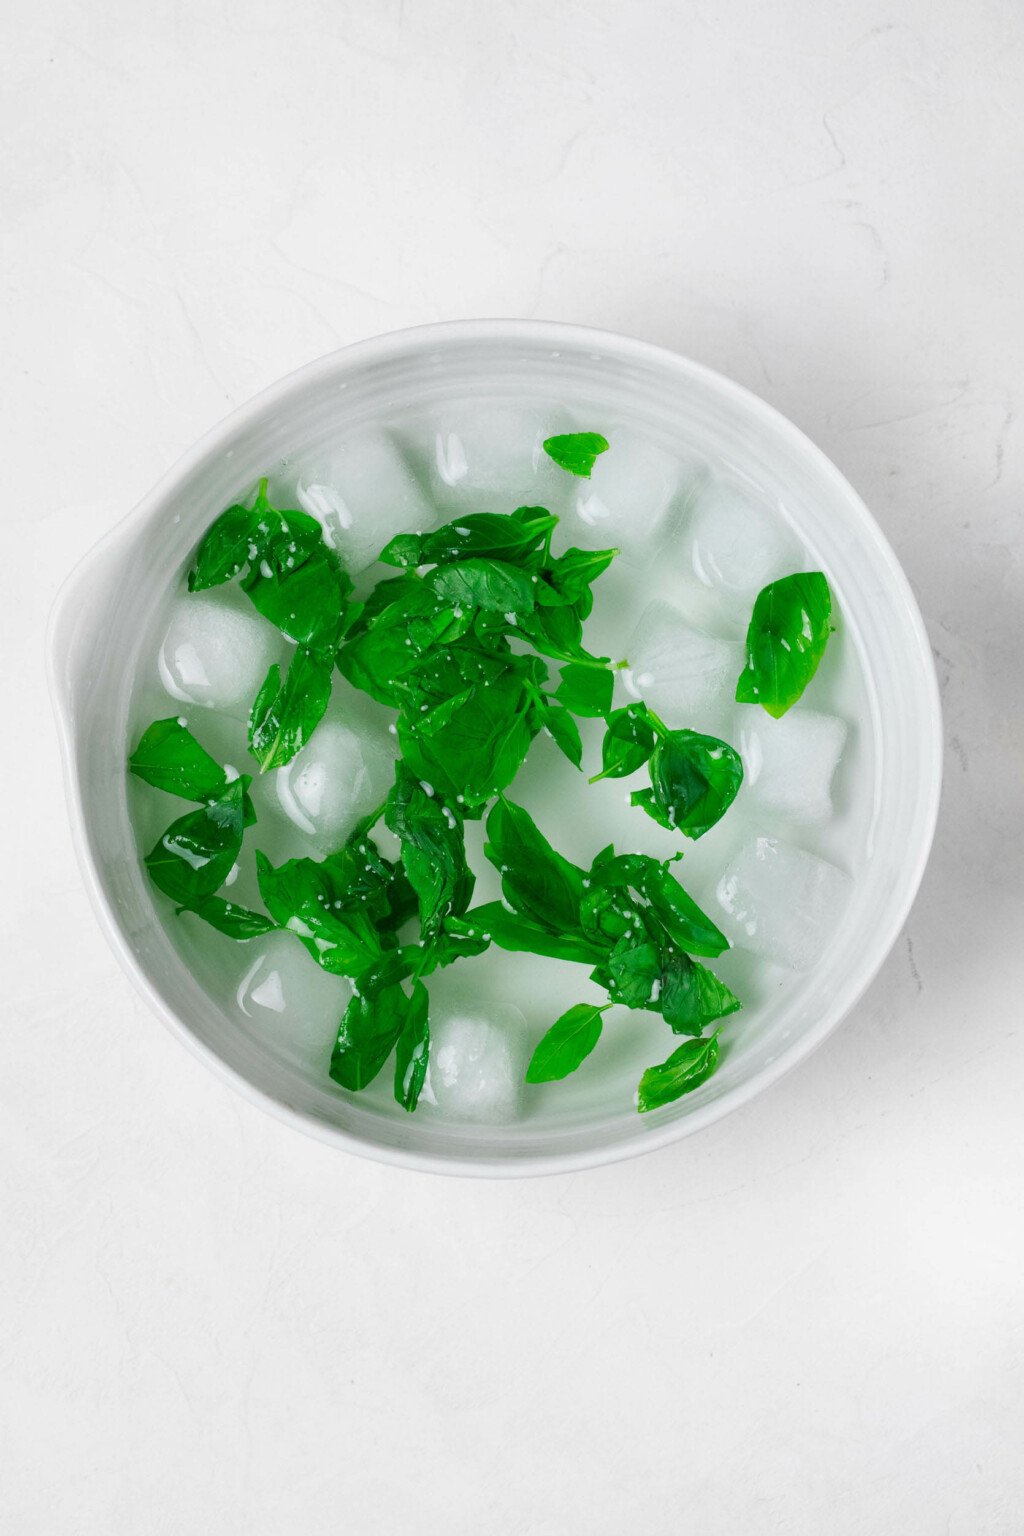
236;931;350;1071
295;430;436;573
688;479;800;600
623;600;743;730
426;1003;528;1124
567;434;704;566
275;718;394;849
428;408;572;515
736;709;848;823
157;591;280;716
714;836;852;971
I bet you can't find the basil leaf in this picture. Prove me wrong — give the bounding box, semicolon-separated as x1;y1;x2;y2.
604;933;660;1008
736;571;833;718
629;786;675;830
187;503;257;591
637;1032;720;1112
248;648;333;773
394;979;430;1111
590;703;656;782
382;510;557;568
526;1002;607;1083
516;603;587;660
180;896;277;939
484;798;586;933
418;927;492;973
430;559;537;615
129;717;232;802
144;780;246;907
542;432;610;479
412;688;476;738
255;851;384;977
398;672;535;808
330;983;409;1091
241;543;350;652
641;866;729;958
659;954;741;1036
446;906;605;966
385;762;472;936
537;699;583;769
545;546;617;603
639;729;744;840
555;662;614;718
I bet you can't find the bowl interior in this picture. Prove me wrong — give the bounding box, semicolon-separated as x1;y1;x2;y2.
50;322;940;1174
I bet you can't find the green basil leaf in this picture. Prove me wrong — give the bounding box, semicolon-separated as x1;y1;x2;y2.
659;954;741;1036
241;543;350;651
542;432;610;478
446;906;604;966
538;699;583;770
255;851;384;977
590;703;656;782
642;729;744;840
642;866;729;958
418;927;492;973
605;933;661;1008
629;786;676;830
248;648;334;773
736;571;833;718
129;717;231;801
180;896;277;939
410;687;476;738
526;1002;607;1083
545;545;618;602
430;558;537;615
516;603;587;659
484;798;586;933
144;780;246;907
637;1033;720;1113
394;979;430;1111
187;503;258;591
384;510;558;568
330;982;409;1091
398;671;535;808
555;662;614;718
385;762;472;936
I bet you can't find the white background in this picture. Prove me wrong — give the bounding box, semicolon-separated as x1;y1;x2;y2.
3;1;1023;1531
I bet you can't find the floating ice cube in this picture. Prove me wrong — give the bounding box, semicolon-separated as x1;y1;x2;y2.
426;1003;528;1124
158;591;280;716
737;708;848;823
429;408;571;515
295;431;436;573
688;479;800;600
567;434;704;567
236;930;350;1071
623;600;743;730
275;718;394;849
715;836;852;971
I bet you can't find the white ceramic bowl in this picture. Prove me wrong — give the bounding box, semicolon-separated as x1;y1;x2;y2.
48;320;942;1177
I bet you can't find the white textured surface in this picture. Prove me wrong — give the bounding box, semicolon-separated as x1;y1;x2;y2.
5;1;1024;1531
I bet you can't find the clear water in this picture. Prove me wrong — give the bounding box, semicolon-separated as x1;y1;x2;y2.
127;403;875;1124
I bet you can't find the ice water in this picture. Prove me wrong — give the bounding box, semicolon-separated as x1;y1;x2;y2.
126;398;874;1125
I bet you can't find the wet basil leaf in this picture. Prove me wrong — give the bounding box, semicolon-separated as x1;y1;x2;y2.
180;896;277;940
484;798;586;933
542;432;610;478
144;780;246;907
659;954;741;1036
130;718;237;803
255;850;385;977
590;703;656;782
430;558;537;615
385;762;472;936
187;502;258;591
526;1002;607;1083
330;983;409;1091
394;979;430;1111
381;509;557;568
248;648;334;773
555;662;614;718
446;906;604;966
537;698;583;769
635;729;744;840
736;571;833;718
637;1032;720;1112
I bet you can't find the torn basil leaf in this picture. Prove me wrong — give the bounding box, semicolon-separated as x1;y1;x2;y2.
633;729;743;840
248;648;333;773
736;571;833;717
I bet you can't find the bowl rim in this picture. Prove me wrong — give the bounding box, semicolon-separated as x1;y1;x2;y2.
47;317;943;1179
